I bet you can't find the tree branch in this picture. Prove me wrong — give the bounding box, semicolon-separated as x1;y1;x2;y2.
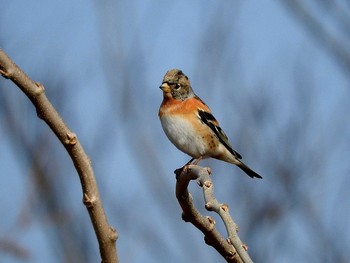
175;165;253;263
0;48;118;263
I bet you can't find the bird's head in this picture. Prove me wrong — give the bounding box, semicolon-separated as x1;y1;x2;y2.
160;69;195;100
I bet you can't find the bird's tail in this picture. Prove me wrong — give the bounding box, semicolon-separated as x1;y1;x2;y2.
237;161;262;179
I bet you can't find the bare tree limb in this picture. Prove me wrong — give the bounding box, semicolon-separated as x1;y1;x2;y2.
0;48;118;263
175;165;253;263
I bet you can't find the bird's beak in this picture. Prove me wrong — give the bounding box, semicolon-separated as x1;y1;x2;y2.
159;83;171;93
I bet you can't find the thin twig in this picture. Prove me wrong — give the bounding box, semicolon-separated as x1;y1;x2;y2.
175;165;253;263
0;48;118;263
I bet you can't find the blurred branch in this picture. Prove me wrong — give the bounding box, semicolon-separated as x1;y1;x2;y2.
175;165;253;263
0;48;118;263
283;0;350;74
0;239;29;260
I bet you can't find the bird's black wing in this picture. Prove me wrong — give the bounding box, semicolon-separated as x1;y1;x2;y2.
197;109;242;159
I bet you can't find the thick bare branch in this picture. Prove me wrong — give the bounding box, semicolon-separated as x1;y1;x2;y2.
175;165;253;263
0;48;118;263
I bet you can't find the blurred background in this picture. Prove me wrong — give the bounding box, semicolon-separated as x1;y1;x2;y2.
1;1;349;262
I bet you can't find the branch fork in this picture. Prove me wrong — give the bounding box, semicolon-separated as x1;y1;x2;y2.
175;165;253;263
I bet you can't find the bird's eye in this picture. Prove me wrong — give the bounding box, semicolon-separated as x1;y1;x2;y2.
174;84;181;90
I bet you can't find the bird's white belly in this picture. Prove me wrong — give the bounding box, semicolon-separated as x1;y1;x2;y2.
160;114;207;158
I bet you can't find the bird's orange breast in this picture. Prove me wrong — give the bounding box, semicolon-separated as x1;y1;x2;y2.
159;97;211;118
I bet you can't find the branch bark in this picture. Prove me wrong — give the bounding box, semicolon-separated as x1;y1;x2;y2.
175;165;253;263
0;48;118;263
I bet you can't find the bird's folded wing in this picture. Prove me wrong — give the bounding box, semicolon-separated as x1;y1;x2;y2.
197;109;242;159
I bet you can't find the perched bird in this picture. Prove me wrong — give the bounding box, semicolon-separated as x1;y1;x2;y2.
158;69;262;179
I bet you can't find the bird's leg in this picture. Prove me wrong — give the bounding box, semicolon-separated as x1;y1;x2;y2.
179;158;194;172
192;156;203;165
174;158;195;177
185;158;195;165
174;158;193;177
174;157;202;178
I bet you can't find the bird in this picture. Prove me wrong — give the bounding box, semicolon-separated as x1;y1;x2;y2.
158;69;262;179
